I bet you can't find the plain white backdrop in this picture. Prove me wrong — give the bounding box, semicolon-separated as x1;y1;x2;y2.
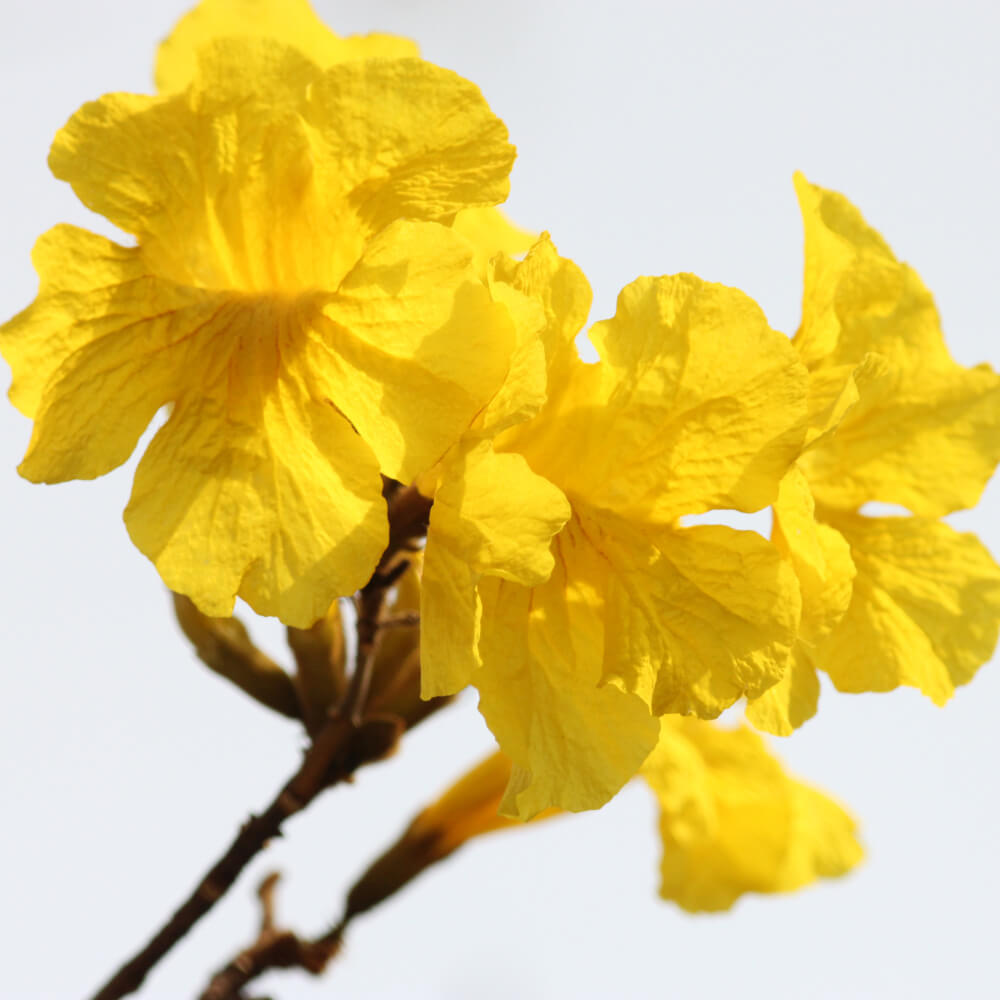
1;1;998;997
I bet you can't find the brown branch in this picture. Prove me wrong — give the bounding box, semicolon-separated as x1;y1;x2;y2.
199;874;346;1000
194;753;481;999
89;486;433;1000
88;713;401;1000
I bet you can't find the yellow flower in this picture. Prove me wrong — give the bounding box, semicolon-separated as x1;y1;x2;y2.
421;237;811;818
353;726;861;917
156;0;536;276
155;0;421;94
748;176;1000;735
417;236;579;699
0;38;522;627
642;718;862;912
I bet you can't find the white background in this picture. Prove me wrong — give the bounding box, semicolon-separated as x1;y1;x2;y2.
1;1;998;998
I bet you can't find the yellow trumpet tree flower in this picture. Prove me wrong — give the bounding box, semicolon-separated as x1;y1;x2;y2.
643;718;862;912
0;38;530;628
3;3;996;992
350;723;861;918
420;235;811;818
155;0;420;93
156;0;536;275
748;176;1000;734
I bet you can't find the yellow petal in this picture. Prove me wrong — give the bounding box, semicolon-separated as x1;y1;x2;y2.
342;752;559;921
594;514;801;716
745;645;821;736
50;43;515;293
309;220;519;483
13;239;231;482
475;520;659;819
453;206;537;279
491;232;593;370
421;441;570;698
125;371;386;628
2;226;157;419
803;358;1000;517
408;752;529;853
801;353;888;450
642;718;862;912
477;235;591;437
770;466;856;643
794;174;1000;516
511;274;808;524
794;172;947;371
813;511;1000;705
156;0;419;93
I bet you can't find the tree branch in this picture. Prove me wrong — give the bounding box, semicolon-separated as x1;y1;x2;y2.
88;713;401;1000
199;874;345;1000
88;486;433;1000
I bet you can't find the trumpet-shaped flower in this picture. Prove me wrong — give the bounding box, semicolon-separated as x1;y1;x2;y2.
748;176;1000;735
642;718;862;911
155;0;420;94
0;39;523;627
156;0;536;278
358;723;861;916
421;237;811;818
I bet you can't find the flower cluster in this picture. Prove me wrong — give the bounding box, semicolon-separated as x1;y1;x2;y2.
3;0;998;915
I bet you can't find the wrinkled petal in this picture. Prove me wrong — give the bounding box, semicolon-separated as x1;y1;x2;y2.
771;466;856;643
815;511;1000;704
475;520;659;820
50;42;515;293
421;440;570;697
745;470;842;734
476;235;590;437
802;358;1000;517
453;206;536;279
309;220;519;483
156;0;419;93
794;172;950;371
642;718;862;912
508;274;808;524
801;353;887;450
745;645;821;736
794;174;1000;516
593;515;800;716
9;230;236;482
491;232;592;367
125;371;386;627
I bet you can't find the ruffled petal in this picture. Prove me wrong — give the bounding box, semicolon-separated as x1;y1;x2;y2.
815;511;1000;704
593;515;800;716
642;718;862;912
475;520;659;820
453;206;536;279
803;358;1000;517
421;440;569;698
476;235;591;437
2;226;161;419
794;174;1000;516
745;645;821;736
771;466;856;643
50;42;515;294
155;0;419;93
309;220;519;483
9;231;233;482
794;172;948;370
511;274;808;524
125;370;386;627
